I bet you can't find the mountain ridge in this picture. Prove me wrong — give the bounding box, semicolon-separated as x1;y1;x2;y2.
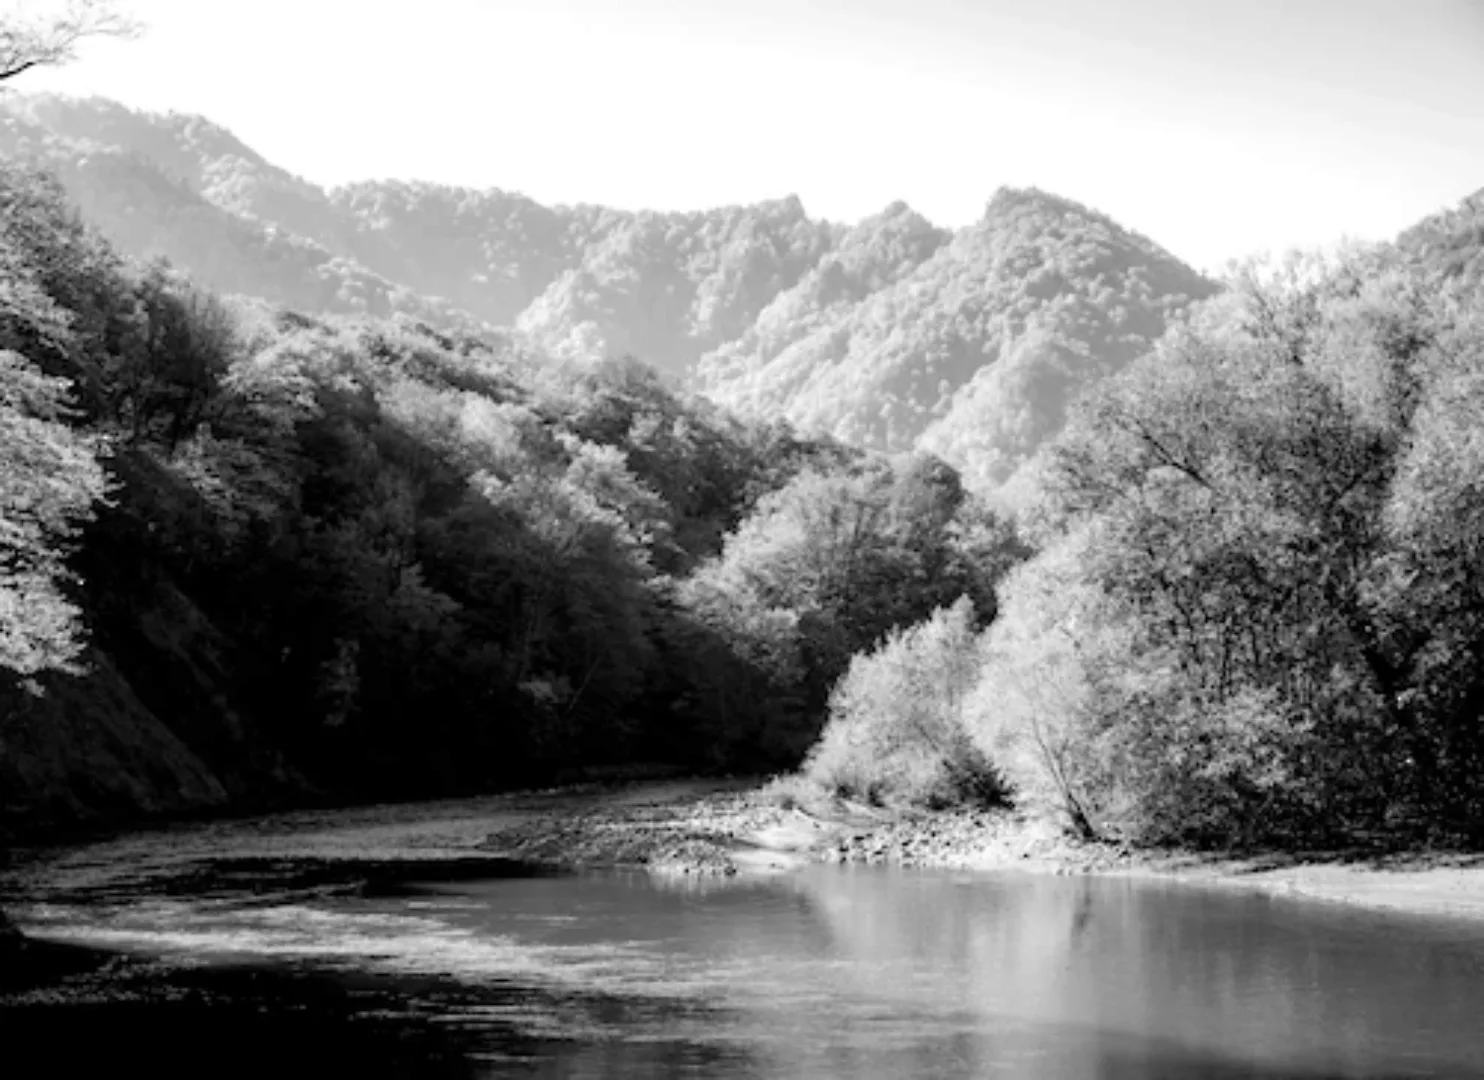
1;91;1220;496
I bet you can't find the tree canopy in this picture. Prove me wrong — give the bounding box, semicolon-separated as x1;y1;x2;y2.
4;73;1484;848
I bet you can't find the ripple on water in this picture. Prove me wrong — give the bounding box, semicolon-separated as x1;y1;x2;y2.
12;846;1484;1078
18;898;706;992
11;891;770;1053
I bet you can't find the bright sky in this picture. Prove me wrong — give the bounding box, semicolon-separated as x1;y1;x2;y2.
15;0;1484;274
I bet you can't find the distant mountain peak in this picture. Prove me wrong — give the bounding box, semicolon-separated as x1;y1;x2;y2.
982;185;1105;223
5;91;1224;499
9;91;269;171
767;193;807;216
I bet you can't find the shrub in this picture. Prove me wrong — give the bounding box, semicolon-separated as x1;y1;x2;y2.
800;597;1005;809
964;530;1108;838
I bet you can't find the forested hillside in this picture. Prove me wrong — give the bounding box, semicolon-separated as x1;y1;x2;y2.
4;79;1484;850
1396;183;1484;296
800;227;1484;847
0;94;1216;499
0;97;500;334
0;159;1022;830
0;93;843;366
703;187;1219;493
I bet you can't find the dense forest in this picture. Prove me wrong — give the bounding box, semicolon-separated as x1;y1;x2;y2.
3;38;1484;847
803;234;1484;846
0;155;1024;827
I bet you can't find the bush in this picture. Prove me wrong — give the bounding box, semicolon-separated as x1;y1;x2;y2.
964;530;1108;838
800;598;1005;809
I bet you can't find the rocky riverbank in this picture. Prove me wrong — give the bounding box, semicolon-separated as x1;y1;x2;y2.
474;780;1484;917
470;779;1156;879
6;778;1483;1078
6;777;1484;940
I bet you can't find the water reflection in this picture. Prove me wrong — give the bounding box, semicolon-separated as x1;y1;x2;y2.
767;868;1484;1078
11;862;1484;1078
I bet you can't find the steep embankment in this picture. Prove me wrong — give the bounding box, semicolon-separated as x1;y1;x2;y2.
0;650;227;829
0;563;311;840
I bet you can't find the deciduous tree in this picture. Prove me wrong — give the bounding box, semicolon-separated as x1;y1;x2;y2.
0;0;140;84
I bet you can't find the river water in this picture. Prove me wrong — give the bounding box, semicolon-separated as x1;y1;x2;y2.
5;801;1484;1078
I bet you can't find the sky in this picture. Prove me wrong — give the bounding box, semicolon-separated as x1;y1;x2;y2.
14;0;1484;274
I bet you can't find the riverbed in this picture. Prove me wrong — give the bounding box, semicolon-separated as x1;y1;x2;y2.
5;783;1484;1078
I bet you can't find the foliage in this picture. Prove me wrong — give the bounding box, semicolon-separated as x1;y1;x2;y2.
968;245;1484;846
705;187;1218;481
965;526;1109;838
1;155;1035;804
804;597;1003;809
0;350;108;676
0;162;112;678
6;84;1484;853
1395;184;1484;299
0;98;1219;502
684;453;1026;751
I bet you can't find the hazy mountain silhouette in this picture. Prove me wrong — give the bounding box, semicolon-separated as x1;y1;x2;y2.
1;93;1222;494
701;188;1219;491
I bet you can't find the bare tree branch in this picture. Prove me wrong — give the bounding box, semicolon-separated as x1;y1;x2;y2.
0;0;142;84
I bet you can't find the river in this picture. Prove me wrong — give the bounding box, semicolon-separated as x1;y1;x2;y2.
4;795;1484;1078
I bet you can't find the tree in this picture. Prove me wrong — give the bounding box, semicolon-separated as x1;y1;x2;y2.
805;597;1002;808
109;260;237;448
0;349;109;677
0;0;141;84
966;248;1483;845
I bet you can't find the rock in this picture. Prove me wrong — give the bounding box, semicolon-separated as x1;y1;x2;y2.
648;839;738;878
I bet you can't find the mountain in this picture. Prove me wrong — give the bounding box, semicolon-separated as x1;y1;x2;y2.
0;93;1220;494
326;179;601;326
700;189;1219;482
916;190;1220;494
1395;184;1484;296
513;195;837;372
7;88;1484;845
695;200;952;413
0;95;489;332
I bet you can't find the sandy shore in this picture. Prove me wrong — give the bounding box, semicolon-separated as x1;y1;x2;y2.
475;780;1484;919
1098;848;1484;917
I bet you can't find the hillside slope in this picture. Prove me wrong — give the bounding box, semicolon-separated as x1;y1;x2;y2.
703;188;1219;493
1395;184;1484;297
2;93;1219;494
0;97;487;333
